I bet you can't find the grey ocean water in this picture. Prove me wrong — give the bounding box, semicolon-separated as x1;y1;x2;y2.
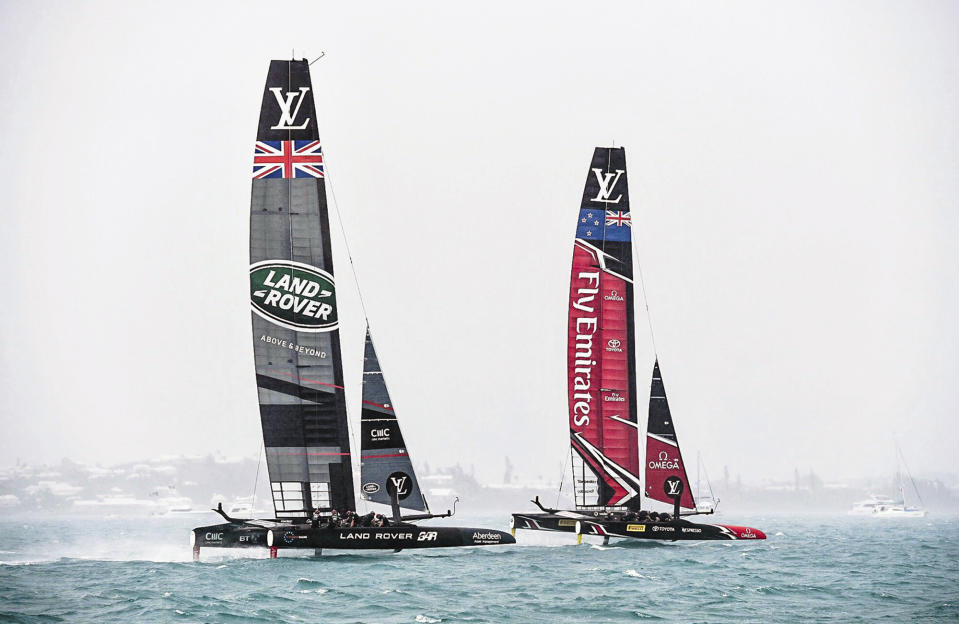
1;513;957;623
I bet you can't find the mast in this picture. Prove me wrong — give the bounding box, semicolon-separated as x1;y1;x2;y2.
359;326;429;512
567;147;642;510
249;59;355;519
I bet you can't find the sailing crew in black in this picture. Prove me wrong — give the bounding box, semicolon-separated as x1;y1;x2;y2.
311;508;321;528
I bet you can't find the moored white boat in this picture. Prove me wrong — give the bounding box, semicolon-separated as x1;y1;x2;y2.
849;495;895;515
871;503;927;518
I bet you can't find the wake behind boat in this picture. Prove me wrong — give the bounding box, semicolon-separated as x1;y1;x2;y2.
510;147;764;543
191;59;512;558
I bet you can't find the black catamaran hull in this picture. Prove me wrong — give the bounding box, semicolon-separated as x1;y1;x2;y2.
270;525;513;550
511;512;582;533
192;521;513;554
193;522;270;549
511;512;766;541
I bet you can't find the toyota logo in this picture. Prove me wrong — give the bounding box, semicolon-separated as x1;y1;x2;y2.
607;339;621;348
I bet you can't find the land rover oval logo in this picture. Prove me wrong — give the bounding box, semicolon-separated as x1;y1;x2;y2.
250;260;337;332
362;483;380;494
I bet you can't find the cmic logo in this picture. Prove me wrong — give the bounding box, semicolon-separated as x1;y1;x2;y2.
591;168;625;204
269;87;311;130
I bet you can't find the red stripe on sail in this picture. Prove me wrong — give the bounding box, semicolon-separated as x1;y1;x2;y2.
271;369;345;391
361;400;394;411
279;452;351;456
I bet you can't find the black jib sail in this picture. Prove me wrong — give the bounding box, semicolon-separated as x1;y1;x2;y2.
249;59;354;519
359;327;428;512
567;147;642;509
644;360;696;509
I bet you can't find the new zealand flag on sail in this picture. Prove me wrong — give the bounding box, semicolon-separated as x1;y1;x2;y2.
575;209;631;242
253;140;324;179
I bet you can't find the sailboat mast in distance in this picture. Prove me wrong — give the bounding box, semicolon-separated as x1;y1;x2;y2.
567;147;642;510
249;59;354;519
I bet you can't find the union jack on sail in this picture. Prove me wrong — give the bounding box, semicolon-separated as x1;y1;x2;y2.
253;140;324;179
606;210;631;227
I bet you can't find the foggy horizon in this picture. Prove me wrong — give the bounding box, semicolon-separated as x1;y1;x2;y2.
2;2;958;488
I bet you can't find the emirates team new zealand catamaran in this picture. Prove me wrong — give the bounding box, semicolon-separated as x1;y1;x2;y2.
510;147;765;542
191;59;512;558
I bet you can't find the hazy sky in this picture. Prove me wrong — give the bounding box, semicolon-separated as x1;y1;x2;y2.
1;1;957;486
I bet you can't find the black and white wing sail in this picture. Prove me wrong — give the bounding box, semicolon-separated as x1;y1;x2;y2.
249;59;355;519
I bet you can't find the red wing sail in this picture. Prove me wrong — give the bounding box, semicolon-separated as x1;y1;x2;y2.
645;360;696;509
568;147;641;509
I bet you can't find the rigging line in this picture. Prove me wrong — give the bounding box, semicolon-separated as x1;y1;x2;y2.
250;441;263;515
310;52;326;65
325;161;371;325
897;443;925;507
323;140;371;515
629;151;659;359
555;447;570;508
632;225;658;358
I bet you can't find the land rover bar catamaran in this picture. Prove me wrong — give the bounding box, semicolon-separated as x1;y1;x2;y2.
509;147;765;543
191;59;513;558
